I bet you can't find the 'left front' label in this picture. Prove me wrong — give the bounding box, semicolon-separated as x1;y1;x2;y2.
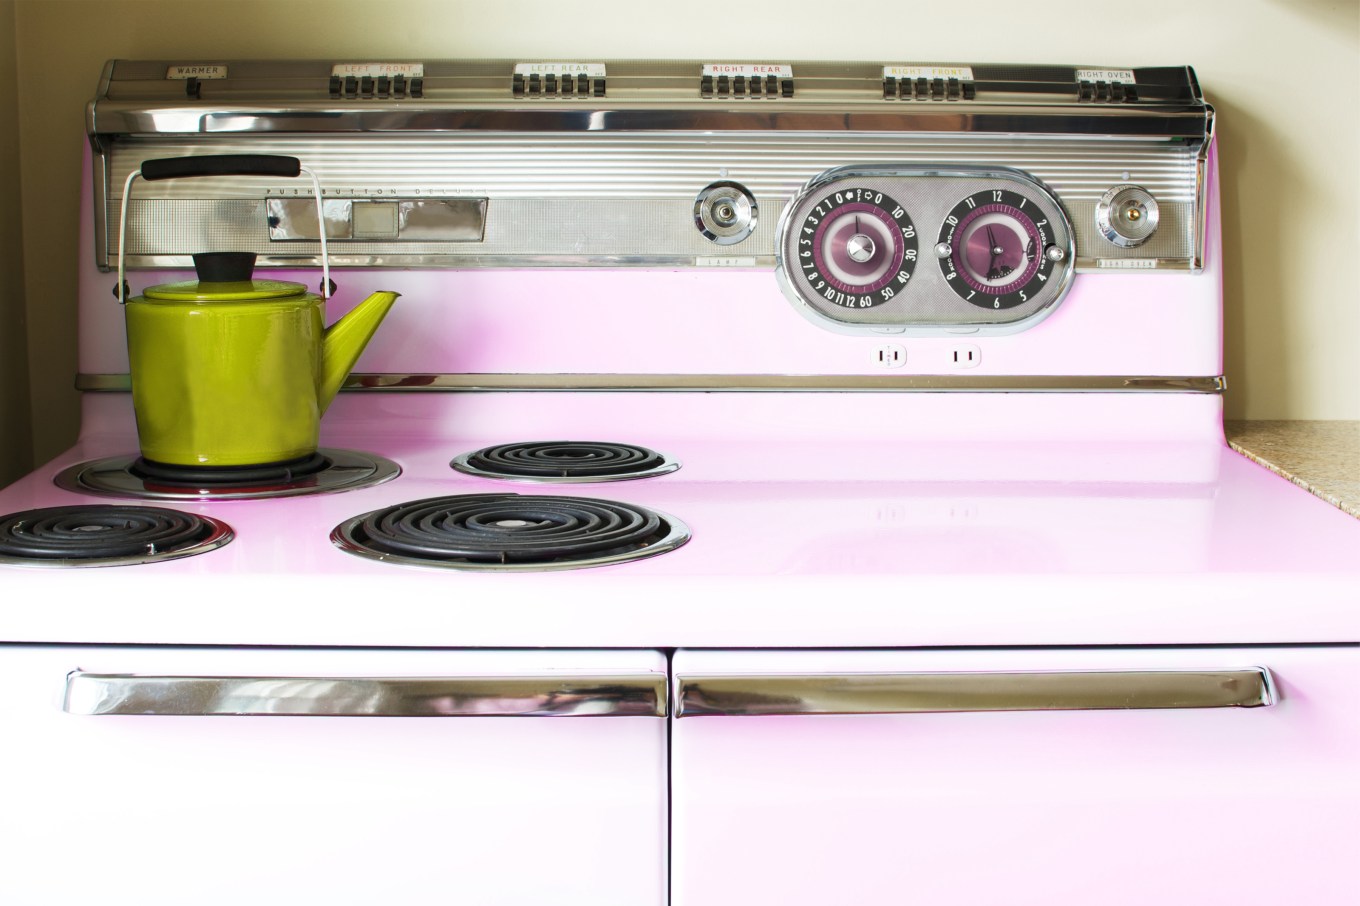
332;63;426;78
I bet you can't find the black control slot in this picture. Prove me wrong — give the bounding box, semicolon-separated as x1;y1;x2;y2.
882;76;976;101
702;73;792;99
1077;80;1138;103
512;71;602;98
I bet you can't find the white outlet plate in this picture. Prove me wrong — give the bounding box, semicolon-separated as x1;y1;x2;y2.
874;344;907;368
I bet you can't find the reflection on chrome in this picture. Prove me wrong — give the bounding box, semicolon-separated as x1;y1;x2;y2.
65;672;668;717
675;668;1275;717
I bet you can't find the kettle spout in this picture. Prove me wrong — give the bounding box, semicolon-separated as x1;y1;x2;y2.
318;291;399;413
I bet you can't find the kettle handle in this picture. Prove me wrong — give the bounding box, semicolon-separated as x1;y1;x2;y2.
140;154;303;182
116;154;330;303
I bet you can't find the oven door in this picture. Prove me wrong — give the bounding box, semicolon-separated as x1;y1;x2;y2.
672;647;1359;905
0;647;668;906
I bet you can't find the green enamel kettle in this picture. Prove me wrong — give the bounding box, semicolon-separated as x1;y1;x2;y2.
118;155;398;467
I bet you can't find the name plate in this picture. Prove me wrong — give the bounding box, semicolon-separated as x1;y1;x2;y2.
883;66;974;81
332;62;425;78
515;62;607;77
166;65;227;80
702;64;793;78
1076;69;1136;84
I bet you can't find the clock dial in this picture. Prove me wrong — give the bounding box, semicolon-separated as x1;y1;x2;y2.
936;189;1059;310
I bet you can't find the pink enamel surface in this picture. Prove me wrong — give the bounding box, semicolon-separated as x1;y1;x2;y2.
2;391;1358;648
0;647;668;905
671;647;1360;906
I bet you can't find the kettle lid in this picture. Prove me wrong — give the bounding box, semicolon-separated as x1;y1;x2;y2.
142;252;307;301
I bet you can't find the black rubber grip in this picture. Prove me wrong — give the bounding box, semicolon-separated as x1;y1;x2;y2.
140;155;302;181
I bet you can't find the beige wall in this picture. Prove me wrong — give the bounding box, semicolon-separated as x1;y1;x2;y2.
0;0;32;487
4;0;1358;476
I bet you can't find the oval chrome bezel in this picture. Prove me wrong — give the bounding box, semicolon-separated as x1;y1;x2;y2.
774;164;1077;337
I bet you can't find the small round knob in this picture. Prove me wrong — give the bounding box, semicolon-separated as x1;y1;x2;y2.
934;242;952;259
694;182;758;245
847;234;877;263
1095;184;1159;248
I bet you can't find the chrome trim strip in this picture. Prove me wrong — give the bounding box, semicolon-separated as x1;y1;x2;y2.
675;668;1275;717
92;105;1213;140
75;373;1227;393
65;671;668;717
1193;103;1216;273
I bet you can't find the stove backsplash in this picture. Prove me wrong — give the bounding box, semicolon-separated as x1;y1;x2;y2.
82;59;1219;383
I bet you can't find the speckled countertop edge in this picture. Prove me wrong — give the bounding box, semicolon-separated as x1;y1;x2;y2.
1225;420;1360;520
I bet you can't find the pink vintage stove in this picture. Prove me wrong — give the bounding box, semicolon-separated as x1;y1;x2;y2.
2;60;1358;904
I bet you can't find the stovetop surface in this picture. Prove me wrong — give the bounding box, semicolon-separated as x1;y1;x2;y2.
2;392;1358;649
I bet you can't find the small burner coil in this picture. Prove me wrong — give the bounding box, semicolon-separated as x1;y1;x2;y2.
0;505;232;567
452;441;679;482
129;453;332;487
54;448;400;501
333;493;689;571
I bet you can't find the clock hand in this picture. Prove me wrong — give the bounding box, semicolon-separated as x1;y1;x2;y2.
986;226;1004;279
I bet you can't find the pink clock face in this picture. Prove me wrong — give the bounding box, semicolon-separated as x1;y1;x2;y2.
937;188;1058;310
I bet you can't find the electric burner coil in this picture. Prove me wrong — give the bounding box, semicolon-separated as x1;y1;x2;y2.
54;448;400;500
129;453;333;487
451;441;680;482
332;493;690;571
0;505;233;568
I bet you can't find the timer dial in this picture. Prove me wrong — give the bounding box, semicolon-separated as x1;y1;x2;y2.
937;189;1059;310
794;189;918;309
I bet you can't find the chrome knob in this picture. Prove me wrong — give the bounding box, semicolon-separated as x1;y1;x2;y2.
847;233;877;263
694;182;758;245
1095;184;1159;248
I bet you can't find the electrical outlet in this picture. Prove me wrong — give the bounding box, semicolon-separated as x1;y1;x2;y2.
948;344;981;369
874;344;907;368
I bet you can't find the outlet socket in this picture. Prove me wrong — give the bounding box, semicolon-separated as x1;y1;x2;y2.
874;344;907;368
948;344;981;369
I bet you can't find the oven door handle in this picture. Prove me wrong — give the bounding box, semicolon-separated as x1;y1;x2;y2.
64;672;667;717
674;668;1275;717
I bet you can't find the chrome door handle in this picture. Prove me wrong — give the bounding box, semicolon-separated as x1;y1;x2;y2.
674;668;1274;717
65;672;667;717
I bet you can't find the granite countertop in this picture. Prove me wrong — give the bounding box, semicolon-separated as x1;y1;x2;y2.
1225;420;1360;520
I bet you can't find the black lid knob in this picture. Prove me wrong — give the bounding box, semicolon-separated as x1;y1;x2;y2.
193;252;256;283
